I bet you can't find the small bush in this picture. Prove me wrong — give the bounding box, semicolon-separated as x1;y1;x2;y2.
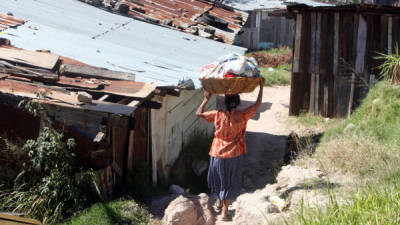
0;99;100;224
0;127;100;224
376;47;400;84
260;66;291;86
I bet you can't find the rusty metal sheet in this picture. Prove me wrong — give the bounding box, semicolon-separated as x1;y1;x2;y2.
113;0;247;44
58;76;156;98
57;76;102;89
0;79;137;116
100;80;156;98
0;13;25;32
37;99;137;116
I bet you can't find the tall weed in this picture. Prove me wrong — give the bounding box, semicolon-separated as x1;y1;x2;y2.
0;99;100;224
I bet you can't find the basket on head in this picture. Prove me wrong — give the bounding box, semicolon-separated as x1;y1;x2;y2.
200;77;262;95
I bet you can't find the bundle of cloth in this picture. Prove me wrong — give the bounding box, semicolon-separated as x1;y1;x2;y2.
200;53;260;79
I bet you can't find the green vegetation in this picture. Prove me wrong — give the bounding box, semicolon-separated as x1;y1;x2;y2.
288;81;400;224
376;47;400;84
260;64;291;86
295;113;343;131
62;199;150;225
245;47;292;86
245;46;292;57
0;99;100;224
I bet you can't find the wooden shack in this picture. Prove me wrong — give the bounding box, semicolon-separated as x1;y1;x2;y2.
287;4;400;117
0;44;158;197
235;9;294;50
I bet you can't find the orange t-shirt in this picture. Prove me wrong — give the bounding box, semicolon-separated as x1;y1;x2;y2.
202;107;257;158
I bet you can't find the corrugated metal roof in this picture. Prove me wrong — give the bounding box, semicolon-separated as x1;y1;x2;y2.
113;0;247;44
0;45;156;115
0;13;25;32
0;0;246;88
219;0;331;11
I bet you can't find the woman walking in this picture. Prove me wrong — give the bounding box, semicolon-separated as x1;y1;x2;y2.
196;79;264;221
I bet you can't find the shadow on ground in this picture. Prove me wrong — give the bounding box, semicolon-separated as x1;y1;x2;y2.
279;179;341;199
243;130;327;192
243;131;288;192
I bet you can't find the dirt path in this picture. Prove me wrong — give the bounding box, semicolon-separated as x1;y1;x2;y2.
214;86;292;224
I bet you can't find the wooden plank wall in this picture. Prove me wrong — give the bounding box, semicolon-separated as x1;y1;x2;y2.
127;107;149;173
290;13;311;115
289;10;400;117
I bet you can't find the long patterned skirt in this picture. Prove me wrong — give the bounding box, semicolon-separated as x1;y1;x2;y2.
207;154;243;201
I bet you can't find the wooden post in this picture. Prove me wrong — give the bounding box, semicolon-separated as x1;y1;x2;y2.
309;73;315;114
293;14;302;73
347;73;355;118
388;16;392;54
127;128;135;173
333;13;339;115
289;14;302;115
324;85;328;116
315;74;319;114
309;13;316;114
315;13;321;115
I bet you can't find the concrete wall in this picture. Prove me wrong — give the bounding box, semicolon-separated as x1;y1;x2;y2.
235;10;293;50
151;90;215;184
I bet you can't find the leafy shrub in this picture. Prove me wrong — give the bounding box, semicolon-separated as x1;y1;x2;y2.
376;47;400;84
0;99;100;224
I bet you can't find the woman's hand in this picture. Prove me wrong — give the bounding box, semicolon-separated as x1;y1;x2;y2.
204;90;212;100
197;91;212;117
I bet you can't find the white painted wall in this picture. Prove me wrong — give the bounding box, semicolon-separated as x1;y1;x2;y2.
151;90;216;184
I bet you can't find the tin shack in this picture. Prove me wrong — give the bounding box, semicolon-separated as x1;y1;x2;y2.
0;0;246;194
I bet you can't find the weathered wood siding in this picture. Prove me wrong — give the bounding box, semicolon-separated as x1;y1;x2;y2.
235;10;293;50
289;8;400;117
151;90;215;184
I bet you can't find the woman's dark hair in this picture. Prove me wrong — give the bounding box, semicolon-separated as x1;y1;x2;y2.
225;94;241;111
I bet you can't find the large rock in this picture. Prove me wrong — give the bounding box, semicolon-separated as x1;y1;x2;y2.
232;165;327;224
162;196;197;225
162;194;215;225
197;193;214;225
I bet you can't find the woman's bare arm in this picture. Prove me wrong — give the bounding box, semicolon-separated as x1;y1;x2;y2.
242;78;265;114
196;90;212;118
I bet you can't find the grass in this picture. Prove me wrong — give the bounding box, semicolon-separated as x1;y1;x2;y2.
287;81;400;224
296;113;342;128
290;180;400;225
62;199;150;225
245;47;292;86
245;46;292;57
260;64;291;86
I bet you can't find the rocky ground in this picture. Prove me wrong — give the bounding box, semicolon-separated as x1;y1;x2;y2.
150;86;344;225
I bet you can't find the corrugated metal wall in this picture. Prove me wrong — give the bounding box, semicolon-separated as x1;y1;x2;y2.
289;8;400;117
